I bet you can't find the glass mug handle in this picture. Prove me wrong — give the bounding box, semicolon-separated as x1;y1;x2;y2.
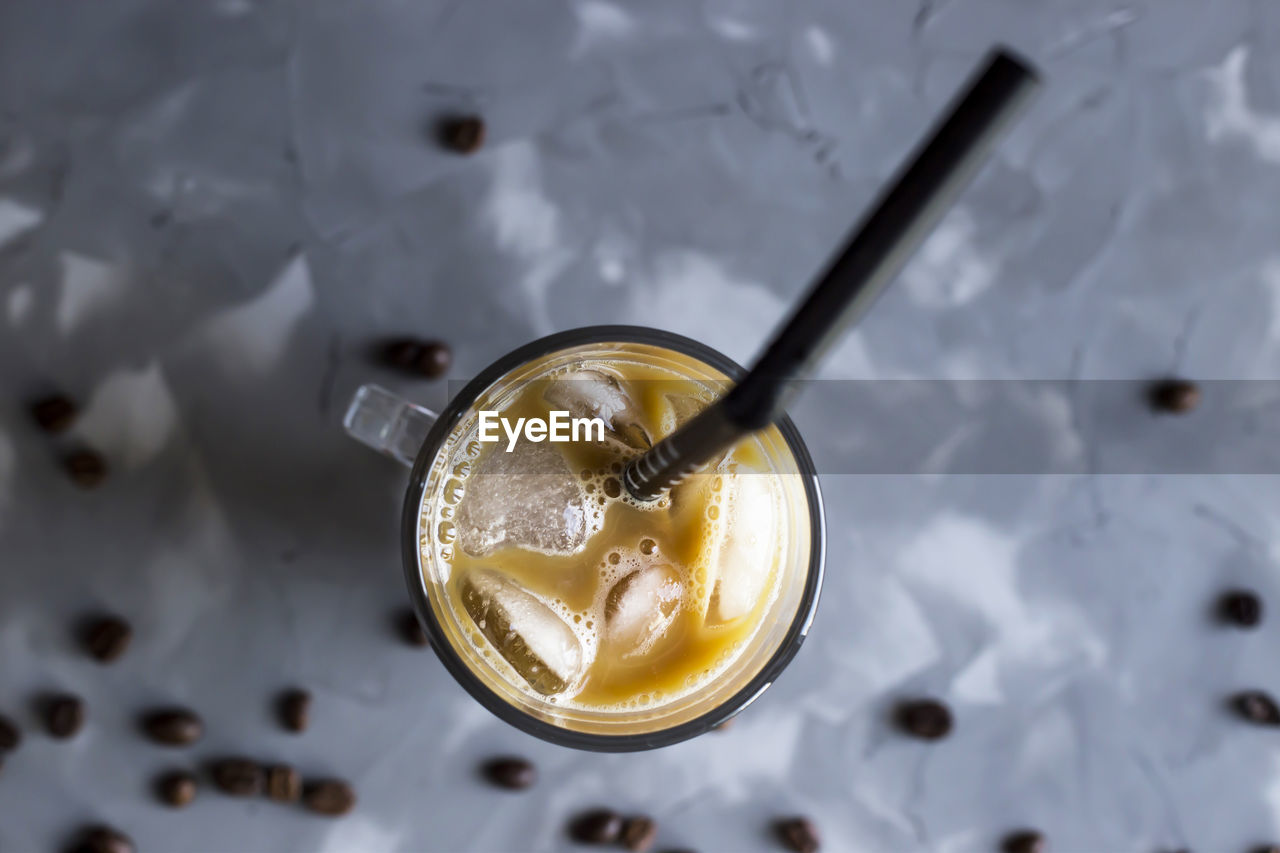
343;384;438;468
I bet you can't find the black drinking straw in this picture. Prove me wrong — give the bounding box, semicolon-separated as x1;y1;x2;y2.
624;48;1041;501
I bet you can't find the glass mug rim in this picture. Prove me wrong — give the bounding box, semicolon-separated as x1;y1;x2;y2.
400;325;826;751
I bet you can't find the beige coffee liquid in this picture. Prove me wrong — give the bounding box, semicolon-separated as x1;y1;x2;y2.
417;344;808;713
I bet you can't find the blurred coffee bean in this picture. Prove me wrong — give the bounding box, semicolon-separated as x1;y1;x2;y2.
0;713;20;751
212;758;263;796
397;609;430;647
440;116;486;154
381;339;451;379
569;809;623;844
895;698;953;740
156;770;197;808
84;616;132;663
266;764;302;802
1002;829;1046;853
64;449;108;489
1234;690;1280;726
775;816;820;853
45;694;85;739
482;756;536;790
279;689;311;733
66;825;134;853
142;708;203;746
1221;590;1263;628
303;778;356;816
621;815;657;852
1149;379;1200;414
31;395;77;433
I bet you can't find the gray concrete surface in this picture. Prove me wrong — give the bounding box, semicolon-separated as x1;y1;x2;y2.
3;0;1280;850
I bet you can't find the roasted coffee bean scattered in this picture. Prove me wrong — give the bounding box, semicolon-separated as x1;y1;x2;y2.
156;770;197;808
266;764;302;802
775;816;820;853
0;713;20;751
381;339;452;379
1149;379;1200;414
142;708;203;746
621;815;657;852
64;449;108;489
212;758;263;796
303;778;356;816
1221;590;1263;628
45;694;85;739
66;824;134;853
1001;829;1046;853
440;116;486;154
84;615;132;663
398;609;430;647
569;809;623;845
895;698;953;740
279;689;311;733
1234;690;1280;726
482;756;536;790
32;395;77;433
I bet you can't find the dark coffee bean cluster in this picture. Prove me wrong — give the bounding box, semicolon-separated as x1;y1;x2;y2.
27;390;113;487
566;808;659;851
210;756;354;816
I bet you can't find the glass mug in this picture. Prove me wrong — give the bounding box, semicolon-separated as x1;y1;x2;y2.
344;326;825;751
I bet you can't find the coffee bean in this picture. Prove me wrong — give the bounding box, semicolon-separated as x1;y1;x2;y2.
482;756;536;790
64;449;108;489
303;778;356;816
1251;846;1280;853
0;713;20;751
569;809;623;844
1001;829;1046;853
156;770;197;808
381;339;452;379
266;764;302;802
621;815;657;852
66;824;134;853
142;708;203;746
84;615;132;663
279;689;311;733
775;816;820;853
212;758;263;796
1150;379;1200;414
31;395;77;433
45;694;85;739
440;116;486;154
397;608;430;647
895;698;953;740
1221;590;1263;628
1234;690;1280;726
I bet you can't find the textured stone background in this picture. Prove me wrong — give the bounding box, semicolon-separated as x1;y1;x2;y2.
3;0;1280;850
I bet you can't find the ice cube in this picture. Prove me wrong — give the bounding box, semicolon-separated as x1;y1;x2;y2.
543;368;651;450
455;440;602;557
695;473;778;623
604;563;683;657
659;393;707;437
461;568;585;695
